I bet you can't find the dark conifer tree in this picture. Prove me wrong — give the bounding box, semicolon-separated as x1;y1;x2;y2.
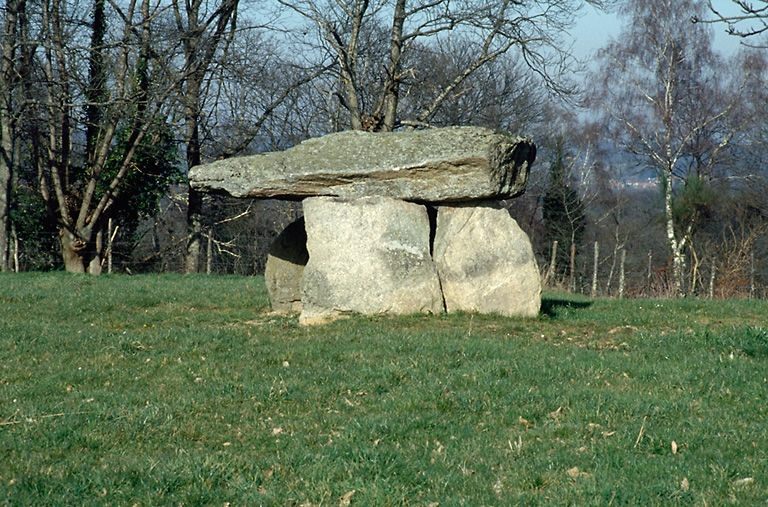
542;137;586;283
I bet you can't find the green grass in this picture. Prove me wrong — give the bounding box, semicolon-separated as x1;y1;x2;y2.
1;273;767;505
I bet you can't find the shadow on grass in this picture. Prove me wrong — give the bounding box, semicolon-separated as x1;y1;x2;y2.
541;297;593;318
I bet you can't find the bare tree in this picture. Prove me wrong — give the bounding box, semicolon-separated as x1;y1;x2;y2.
400;43;549;132
172;0;329;272
203;30;331;157
169;0;239;274
279;0;612;133
590;0;763;296
0;0;26;272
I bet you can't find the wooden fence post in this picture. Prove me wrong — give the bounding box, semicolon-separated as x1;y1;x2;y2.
750;250;756;299
618;248;626;299
569;242;577;292
107;218;113;274
647;251;653;295
206;228;213;275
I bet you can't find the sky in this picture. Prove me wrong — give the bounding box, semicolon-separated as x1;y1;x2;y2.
570;0;748;62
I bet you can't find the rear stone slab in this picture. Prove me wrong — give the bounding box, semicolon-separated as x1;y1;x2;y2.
434;204;541;317
264;217;308;314
299;196;444;325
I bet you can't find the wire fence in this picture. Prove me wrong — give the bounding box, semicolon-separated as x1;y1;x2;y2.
7;225;767;301
539;239;766;300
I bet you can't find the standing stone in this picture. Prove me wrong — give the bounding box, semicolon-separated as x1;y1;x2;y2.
300;196;444;325
434;204;541;317
264;217;308;314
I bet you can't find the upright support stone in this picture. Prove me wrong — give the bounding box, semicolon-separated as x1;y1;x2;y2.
300;196;444;325
264;217;308;313
434;204;541;317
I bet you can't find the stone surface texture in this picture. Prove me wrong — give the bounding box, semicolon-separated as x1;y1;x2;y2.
299;196;444;325
434;204;541;317
189;127;535;203
264;217;308;313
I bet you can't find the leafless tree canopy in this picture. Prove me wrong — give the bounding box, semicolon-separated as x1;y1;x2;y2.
588;0;768;296
276;0;611;131
701;0;768;47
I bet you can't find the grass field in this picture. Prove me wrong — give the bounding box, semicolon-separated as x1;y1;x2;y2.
1;273;767;505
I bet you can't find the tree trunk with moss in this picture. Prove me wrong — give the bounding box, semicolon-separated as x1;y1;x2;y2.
0;0;24;272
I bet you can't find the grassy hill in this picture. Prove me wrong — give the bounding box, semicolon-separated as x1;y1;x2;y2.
1;273;766;505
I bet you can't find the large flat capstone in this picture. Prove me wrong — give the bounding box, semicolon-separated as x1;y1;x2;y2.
188;127;535;203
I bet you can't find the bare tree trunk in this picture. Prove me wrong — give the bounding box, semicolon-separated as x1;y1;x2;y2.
60;231;87;273
0;113;9;272
379;0;405;131
38;0;161;274
690;246;701;296
545;240;558;287
185;188;203;273
596;5;740;299
663;168;688;297
606;242;618;296
88;229;103;275
0;0;24;273
0;0;20;273
591;241;599;298
151;222;161;261
183;79;203;274
0;164;8;272
58;225;106;274
175;0;239;272
708;262;716;299
11;225;19;272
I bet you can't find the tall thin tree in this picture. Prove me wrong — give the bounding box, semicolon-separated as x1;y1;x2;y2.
173;0;239;274
0;0;25;272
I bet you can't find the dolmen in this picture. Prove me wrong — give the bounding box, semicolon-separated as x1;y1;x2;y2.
189;126;541;325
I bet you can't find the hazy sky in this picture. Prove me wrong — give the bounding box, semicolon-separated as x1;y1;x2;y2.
570;0;747;62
